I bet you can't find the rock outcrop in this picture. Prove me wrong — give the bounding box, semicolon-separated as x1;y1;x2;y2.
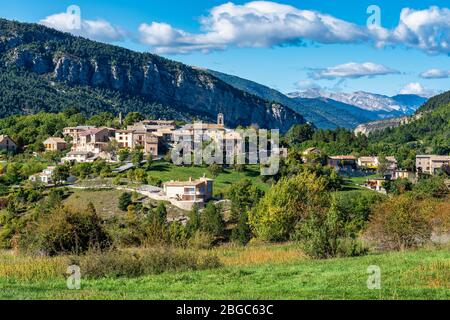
0;19;305;132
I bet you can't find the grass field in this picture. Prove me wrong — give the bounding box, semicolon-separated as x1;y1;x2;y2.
0;245;448;300
148;161;270;195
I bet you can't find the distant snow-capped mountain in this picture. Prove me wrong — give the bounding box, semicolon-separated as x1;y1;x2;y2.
287;89;427;115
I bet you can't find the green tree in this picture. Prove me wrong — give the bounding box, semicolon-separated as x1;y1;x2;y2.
118;192;132;212
132;149;144;168
249;172;329;241
52;165;70;185
186;204;201;236
284;124;314;146
208;163;222;177
118;149;130;162
231;211;252;245
200;203;224;238
123;112;144;127
227;179;263;222
293;196;367;259
148;202;167;226
134;168;146;183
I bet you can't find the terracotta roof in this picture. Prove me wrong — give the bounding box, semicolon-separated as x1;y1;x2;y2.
359;156;377;162
164;177;213;187
0;135;15;143
385;156;397;163
417;155;450;160
329;155;356;160
44;137;67;144
79;128;107;137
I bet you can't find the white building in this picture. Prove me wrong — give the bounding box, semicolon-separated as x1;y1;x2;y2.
62;151;95;163
163;176;213;209
416;155;450;175
29;166;56;184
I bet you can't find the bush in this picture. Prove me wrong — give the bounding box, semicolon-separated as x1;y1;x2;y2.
384;178;413;195
77;248;220;279
187;230;215;249
364;195;436;251
249;172;329;242
147;174;162;187
208;163;222;177
17;205;112;256
200;203;224;238
118;192;132;211
293;198;368;259
413;176;449;199
231;211;252;245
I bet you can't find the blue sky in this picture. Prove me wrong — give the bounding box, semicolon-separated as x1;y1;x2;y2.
1;0;449;96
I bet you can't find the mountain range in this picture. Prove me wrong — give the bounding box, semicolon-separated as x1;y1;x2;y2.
0;18;428;132
207;70;427;129
0;19;304;133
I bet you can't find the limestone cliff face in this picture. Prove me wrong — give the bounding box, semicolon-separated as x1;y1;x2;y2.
354;117;410;136
0;19;305;132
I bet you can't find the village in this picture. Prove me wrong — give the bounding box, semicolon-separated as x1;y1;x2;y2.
1;114;449;210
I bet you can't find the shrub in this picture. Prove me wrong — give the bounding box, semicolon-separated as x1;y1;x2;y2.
227;179;263;222
384;178;413;195
146;174;162;187
118;192;132;211
231;211;252;245
364;195;436;251
249;172;329;241
77;248;220;279
200;203;224;238
208;163;222;177
413;176;449;199
293;198;367;259
187;230;215;249
17;205;112;256
167;221;189;247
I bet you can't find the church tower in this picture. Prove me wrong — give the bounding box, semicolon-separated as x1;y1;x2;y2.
217;113;224;127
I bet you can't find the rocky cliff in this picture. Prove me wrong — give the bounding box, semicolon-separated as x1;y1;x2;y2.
0;19;305;132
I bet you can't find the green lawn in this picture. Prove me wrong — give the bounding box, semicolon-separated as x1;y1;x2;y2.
1;247;448;300
148;161;269;195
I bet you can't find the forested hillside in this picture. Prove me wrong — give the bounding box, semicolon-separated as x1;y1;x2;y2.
0;19;304;132
368;90;450;156
416;90;450;113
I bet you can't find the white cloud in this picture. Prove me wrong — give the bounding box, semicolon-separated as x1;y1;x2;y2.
308;62;399;80
40;12;126;42
40;3;450;56
419;68;450;79
137;2;450;55
387;6;450;55
138;1;369;54
399;82;436;97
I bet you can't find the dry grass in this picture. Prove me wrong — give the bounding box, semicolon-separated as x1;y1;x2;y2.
415;260;450;289
64;189;124;217
209;243;307;267
0;251;67;281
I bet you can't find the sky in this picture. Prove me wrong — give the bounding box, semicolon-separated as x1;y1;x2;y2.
0;0;449;96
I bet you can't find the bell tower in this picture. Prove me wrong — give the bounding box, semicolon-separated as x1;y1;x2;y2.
217;113;224;127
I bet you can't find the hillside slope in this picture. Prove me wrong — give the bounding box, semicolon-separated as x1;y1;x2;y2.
368;90;450;155
0;19;305;132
